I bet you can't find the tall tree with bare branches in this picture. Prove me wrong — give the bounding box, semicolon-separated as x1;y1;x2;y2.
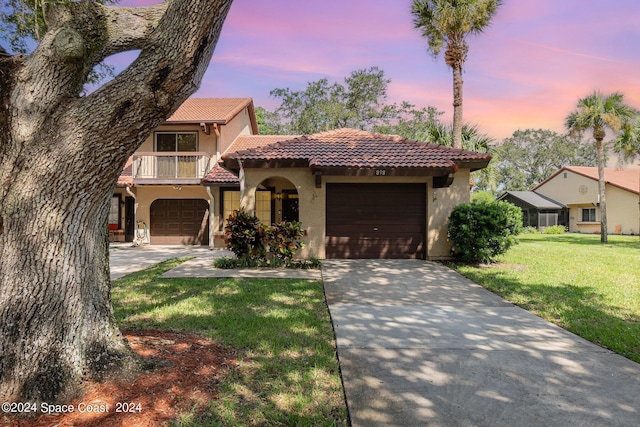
411;0;502;149
0;0;233;405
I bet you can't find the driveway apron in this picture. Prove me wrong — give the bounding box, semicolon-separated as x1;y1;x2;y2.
322;259;640;427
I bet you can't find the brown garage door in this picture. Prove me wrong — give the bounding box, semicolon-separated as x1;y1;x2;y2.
326;183;426;259
150;199;209;245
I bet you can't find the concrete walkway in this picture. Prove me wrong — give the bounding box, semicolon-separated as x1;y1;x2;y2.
160;256;322;280
109;244;224;280
109;244;321;280
322;259;640;427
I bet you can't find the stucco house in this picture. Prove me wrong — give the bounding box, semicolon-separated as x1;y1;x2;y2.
214;128;491;259
531;166;639;235
113;98;492;259
113;98;258;244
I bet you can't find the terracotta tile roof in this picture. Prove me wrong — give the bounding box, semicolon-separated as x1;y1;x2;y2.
536;166;639;194
201;163;241;184
229;134;300;152
167;98;254;123
202;135;298;185
222;128;491;173
117;158;133;187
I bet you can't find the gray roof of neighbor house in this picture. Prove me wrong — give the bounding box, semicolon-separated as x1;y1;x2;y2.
219;128;492;177
499;191;565;209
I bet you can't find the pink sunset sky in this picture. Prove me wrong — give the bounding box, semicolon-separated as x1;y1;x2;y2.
117;0;640;140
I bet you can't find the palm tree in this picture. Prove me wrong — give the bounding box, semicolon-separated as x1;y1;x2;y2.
411;0;502;149
423;121;493;153
566;91;639;243
613;116;640;239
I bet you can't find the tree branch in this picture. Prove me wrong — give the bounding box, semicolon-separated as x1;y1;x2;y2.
75;0;234;157
9;2;171;145
47;2;169;63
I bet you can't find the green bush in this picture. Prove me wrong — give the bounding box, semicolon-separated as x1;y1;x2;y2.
522;226;540;234
265;221;305;261
448;201;523;264
224;209;266;260
214;256;238;269
223;210;306;266
543;225;567;234
213;256;321;270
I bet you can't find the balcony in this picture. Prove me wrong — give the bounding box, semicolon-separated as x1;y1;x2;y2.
132;152;211;184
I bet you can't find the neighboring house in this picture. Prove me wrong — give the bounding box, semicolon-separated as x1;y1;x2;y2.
532;166;639;235
498;191;567;231
215;128;491;260
114;98;259;245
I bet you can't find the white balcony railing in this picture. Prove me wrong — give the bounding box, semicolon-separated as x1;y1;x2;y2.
132;152;211;183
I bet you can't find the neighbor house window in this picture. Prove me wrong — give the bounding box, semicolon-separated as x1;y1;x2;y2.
222;190;272;228
581;208;597;222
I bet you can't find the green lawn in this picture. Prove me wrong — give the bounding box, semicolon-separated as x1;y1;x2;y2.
454;234;640;363
112;259;348;426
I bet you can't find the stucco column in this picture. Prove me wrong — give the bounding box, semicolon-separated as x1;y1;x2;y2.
240;175;257;215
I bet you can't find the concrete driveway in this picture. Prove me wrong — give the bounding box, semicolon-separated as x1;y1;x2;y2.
322;259;640;427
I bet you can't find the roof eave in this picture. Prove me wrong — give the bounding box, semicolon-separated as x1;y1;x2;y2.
311;165;456;177
453;157;492;172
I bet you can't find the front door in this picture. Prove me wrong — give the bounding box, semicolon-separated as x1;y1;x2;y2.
282;191;299;222
125;196;135;242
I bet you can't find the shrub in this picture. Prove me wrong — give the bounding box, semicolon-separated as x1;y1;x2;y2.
224;209;266;260
214;256;238;269
448;201;523;264
543;225;567;234
223;211;307;266
265;221;305;261
213;256;321;270
522;226;540;234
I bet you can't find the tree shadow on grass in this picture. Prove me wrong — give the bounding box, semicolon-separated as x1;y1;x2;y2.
459;267;640;363
112;262;348;426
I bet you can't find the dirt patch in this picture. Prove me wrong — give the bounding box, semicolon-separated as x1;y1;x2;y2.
3;330;236;427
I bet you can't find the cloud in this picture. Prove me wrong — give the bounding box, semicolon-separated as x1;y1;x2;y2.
114;0;640;141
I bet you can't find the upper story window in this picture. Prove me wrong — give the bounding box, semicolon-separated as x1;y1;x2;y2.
155;132;198;152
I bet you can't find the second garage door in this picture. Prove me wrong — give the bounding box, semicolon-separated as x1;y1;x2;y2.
326;183;426;259
150;199;209;245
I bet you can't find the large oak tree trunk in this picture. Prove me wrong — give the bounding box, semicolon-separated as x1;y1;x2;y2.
0;0;233;404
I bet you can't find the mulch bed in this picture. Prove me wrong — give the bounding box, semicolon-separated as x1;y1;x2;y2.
2;330;236;427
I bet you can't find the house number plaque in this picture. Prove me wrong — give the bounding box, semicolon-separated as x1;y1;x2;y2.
375;169;387;176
